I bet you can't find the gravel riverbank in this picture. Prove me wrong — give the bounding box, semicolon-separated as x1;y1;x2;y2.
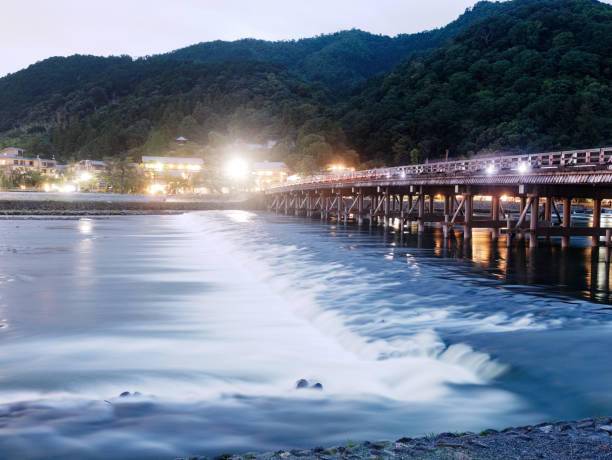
176;417;612;460
0;192;263;214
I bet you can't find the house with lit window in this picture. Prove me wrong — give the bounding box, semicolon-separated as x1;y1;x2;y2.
141;156;203;173
251;161;290;189
141;156;204;193
0;147;57;174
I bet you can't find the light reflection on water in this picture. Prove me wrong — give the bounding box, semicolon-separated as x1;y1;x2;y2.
0;212;610;459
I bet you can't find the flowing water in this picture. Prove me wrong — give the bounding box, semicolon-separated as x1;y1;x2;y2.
0;211;611;459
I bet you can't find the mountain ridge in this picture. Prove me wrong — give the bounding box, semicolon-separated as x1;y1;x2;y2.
1;0;611;172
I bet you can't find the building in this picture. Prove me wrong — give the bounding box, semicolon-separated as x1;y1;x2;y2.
75;159;107;174
141;156;203;173
141;156;204;193
325;164;355;173
72;160;108;191
0;147;57;174
251;161;290;189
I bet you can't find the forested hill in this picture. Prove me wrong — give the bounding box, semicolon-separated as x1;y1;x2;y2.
1;0;612;171
167;1;502;91
339;0;612;165
0;0;507;164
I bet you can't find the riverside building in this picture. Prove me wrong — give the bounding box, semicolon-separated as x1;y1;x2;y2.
0;147;57;174
251;161;290;189
141;156;204;194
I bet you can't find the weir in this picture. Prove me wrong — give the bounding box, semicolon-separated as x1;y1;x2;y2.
266;147;612;252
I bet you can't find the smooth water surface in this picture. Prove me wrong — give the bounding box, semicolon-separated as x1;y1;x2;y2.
0;211;611;459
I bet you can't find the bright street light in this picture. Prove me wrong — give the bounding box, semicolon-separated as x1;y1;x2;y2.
226;158;249;179
518;162;530;173
486;164;496;175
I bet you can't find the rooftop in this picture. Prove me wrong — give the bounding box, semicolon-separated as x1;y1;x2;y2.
141;156;203;165
78;160;107;166
252;161;289;171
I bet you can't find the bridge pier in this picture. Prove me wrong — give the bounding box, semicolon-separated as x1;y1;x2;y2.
370;194;376;226
544;197;552;225
491;195;500;241
417;191;425;233
593;198;602;247
463;193;473;240
529;194;539;248
543;196;552;241
606;229;611;264
562;198;571;248
384;189;390;227
443;194;450;216
443;214;449;239
398;194;405;233
357;191;364;226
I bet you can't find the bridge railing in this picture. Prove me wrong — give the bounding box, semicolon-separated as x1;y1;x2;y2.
274;147;612;188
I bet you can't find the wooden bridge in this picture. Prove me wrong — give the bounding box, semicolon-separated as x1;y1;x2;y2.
265;147;612;249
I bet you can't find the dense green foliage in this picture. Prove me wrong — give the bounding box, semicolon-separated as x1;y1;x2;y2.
340;0;612;164
1;0;612;172
168;13;497;92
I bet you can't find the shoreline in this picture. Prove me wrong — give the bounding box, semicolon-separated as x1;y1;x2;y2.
176;417;612;460
0;195;264;215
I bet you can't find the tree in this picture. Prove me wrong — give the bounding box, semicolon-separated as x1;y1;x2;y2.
103;155;144;193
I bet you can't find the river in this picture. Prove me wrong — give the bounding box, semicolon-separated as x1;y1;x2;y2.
0;211;611;459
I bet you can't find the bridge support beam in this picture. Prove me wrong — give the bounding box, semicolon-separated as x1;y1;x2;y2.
443;194;450;216
384;189;390;227
491;195;500;241
370;194;377;226
529;195;539;248
543;197;552;241
544;197;552;225
443;214;449;239
399;194;405;233
518;196;527;241
562;198;571;248
357;191;364;226
417;192;425;233
593;198;602;247
463;193;473;239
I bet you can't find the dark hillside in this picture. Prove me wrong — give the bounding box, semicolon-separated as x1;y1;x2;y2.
339;0;612;164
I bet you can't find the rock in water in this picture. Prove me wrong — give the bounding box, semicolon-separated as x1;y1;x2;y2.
296;379;309;389
119;391;131;397
311;382;323;390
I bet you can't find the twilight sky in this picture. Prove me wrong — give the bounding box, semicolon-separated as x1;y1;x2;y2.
2;0;610;78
